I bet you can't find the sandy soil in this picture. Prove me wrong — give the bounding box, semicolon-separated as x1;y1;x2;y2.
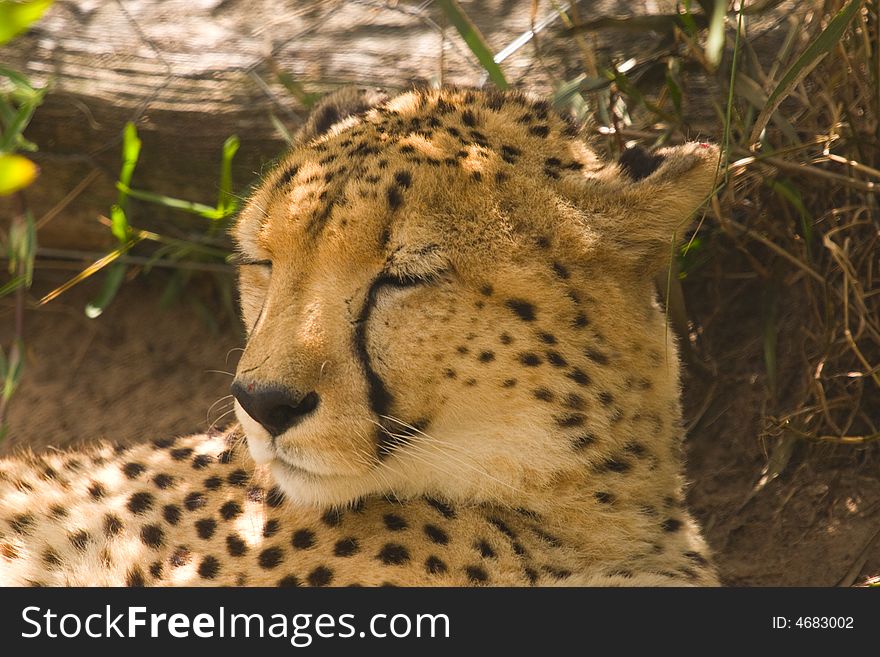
1;265;877;586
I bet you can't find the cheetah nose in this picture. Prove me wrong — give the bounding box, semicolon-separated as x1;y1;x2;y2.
231;380;320;437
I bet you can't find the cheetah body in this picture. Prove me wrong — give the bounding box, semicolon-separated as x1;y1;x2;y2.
1;88;719;586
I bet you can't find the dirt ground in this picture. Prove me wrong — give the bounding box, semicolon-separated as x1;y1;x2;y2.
1;263;878;587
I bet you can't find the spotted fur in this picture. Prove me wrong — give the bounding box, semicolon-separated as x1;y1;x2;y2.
0;88;719;586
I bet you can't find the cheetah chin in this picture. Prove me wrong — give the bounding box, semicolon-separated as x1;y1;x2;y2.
0;87;720;586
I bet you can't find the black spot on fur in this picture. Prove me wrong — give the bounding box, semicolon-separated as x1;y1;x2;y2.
661;518;683;533
123;462;145;479
266;486;285;508
126;568;145;587
573;432;596;450
278;575;300;587
198;555;220;579
424;524;450;545
127;492;154;515
140;524;164;549
478;350;495;363
69;529;90;551
170;546;191;567
426;497;456;518
500;144;521;163
102;512;123;537
529;124;550;137
573;312;589;328
552;262;570;279
556;414;585;428
475;540;496;558
586;349;610;365
538;332;557;344
378;543;410;565
88;482;106;499
466;565;489;583
192;454;213;470
519;353;542;367
334;537;360;557
308;565;334;586
228;469;248;486
425;555;448;574
263;519;280;538
383;513;408;531
567;368;591;386
162;504;181;526
220;501;242;520
258;547;284;569
685;551;709;566
599;391;614;406
596;457;631;474
387;185;403;210
461;109;477;127
322;508;343;527
170;448;193;461
184;491;207;511
594;491;615;504
505;299;536;321
195;518;217;540
292;528;316;550
226;534;248;557
487;516;516;539
153;474;174;490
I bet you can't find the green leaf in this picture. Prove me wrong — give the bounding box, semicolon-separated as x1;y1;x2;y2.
704;0;727;68
2;338;24;402
117;121;141;207
216;134;239;217
0;153;38;195
116;183;225;219
749;0;864;145
110;204;129;243
0;275;26;297
0;0;54;45
436;0;508;89
85;262;127;318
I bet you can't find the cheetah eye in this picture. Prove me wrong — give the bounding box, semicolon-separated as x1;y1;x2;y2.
230;254;272;269
378;272;436;288
378;268;450;289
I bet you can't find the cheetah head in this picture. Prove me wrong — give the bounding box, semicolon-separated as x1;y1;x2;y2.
231;87;718;508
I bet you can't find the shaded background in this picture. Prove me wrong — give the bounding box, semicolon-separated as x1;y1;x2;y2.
0;0;878;585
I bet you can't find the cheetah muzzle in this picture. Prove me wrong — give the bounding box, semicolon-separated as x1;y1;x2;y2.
0;87;720;586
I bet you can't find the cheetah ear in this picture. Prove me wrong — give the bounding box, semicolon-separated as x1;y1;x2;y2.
296;87;389;144
607;142;719;273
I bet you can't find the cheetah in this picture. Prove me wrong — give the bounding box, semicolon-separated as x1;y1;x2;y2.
0;87;720;586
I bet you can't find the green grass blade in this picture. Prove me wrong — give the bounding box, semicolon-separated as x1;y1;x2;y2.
117;183;224;219
704;0;727;68
117;122;141;202
0;99;38;152
748;0;864;145
85;261;126;319
767;178;814;261
109;204;129;243
436;0;508;89
216;135;239;217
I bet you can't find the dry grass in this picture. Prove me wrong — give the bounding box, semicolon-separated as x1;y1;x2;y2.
539;0;879;449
